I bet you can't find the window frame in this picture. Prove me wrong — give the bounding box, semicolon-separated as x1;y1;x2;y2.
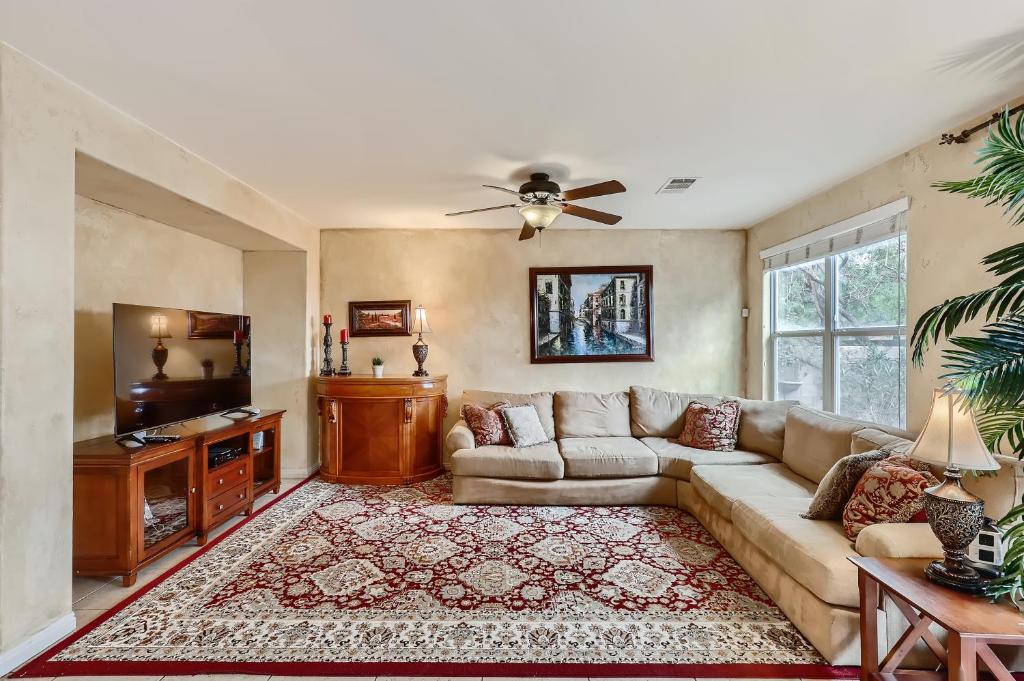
768;236;906;426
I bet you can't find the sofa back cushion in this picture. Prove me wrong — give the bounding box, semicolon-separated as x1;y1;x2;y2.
555;390;631;438
851;427;1023;518
629;385;722;438
735;398;795;458
782;406;875;483
462;390;555;441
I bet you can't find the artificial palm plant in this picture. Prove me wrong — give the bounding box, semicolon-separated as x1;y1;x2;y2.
910;109;1024;604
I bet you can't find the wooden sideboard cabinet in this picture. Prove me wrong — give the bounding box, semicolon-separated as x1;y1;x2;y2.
72;410;284;586
317;375;447;485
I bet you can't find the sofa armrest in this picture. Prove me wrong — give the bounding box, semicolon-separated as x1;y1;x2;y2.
446;419;475;453
855;523;943;559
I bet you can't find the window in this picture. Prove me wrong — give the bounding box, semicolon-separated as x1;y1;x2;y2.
769;234;906;428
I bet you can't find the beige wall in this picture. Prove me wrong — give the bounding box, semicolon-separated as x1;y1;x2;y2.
74;197;244;441
0;42;321;663
746;106;1021;432
321;227;748;442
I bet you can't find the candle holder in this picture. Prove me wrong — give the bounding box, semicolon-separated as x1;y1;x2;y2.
244;323;252;377
338;339;352;376
231;339;244;376
320;322;335;377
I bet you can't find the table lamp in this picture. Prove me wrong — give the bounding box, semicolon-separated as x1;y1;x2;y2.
149;313;171;380
411;305;432;377
907;388;1000;592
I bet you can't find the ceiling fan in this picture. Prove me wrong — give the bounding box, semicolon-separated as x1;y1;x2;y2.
445;172;626;241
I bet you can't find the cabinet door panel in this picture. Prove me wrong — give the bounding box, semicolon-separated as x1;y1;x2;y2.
340;398;402;476
411;397;442;476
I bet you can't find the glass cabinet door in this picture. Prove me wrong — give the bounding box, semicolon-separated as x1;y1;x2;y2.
139;450;194;555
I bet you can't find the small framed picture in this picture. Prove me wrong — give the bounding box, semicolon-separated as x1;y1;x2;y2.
348;300;412;337
187;310;247;339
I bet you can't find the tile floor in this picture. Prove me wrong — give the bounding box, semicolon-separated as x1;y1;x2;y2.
18;477;825;681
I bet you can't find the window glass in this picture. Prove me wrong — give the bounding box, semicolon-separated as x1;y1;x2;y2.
837;335;906;427
774;336;823;409
836;236;906;329
775;260;826;331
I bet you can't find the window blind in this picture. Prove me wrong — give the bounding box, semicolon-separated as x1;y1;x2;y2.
760;198;909;272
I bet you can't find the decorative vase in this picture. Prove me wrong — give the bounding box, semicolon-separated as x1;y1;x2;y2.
372;365;384;378
201;362;214;379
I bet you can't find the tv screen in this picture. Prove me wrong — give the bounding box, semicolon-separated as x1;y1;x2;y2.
113;303;251;436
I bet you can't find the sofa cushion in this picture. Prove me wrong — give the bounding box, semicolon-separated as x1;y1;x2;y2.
450;441;563;480
642;437;774;481
782;406;873;483
736;398;796;458
731;496;860;607
690;462;816;520
850;427;914;455
555;390;631;438
462;389;555;441
629;385;722;438
558;437;658;478
855;523;943;559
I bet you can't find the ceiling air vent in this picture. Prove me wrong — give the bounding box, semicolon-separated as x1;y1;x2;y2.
656;177;698;194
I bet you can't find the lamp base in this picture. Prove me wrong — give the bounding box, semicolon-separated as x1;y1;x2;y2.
924;559;987;594
923;467;987;593
412;337;429;377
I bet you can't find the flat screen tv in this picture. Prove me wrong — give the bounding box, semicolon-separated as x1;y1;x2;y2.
113;303;251;436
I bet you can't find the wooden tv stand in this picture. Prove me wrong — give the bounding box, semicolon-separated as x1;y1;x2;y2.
72;410;284;586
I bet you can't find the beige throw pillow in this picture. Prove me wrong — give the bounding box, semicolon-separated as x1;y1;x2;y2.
500;405;549;448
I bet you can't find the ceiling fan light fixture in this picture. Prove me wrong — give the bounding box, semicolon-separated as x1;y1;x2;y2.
519;203;562;229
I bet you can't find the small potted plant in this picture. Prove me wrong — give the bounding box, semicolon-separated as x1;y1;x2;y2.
200;358;214;379
371;355;385;378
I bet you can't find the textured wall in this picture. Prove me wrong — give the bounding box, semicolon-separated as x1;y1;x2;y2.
746;104;1024;432
321;227;748;444
0;43;321;662
74;196;244;442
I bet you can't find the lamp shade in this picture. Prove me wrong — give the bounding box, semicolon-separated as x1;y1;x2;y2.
907;389;999;471
411;305;432;334
149;314;171;339
519;203;562;229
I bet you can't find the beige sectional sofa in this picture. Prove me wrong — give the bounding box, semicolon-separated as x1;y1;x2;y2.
446;386;1024;666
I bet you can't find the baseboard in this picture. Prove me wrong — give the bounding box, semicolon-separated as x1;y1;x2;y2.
282;465;319;479
0;612;76;676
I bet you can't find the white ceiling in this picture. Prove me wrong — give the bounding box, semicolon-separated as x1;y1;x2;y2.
2;1;1024;230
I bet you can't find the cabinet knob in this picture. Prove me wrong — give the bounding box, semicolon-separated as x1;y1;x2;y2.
239;468;245;475
217;504;225;511
238;492;245;500
218;478;224;485
190;487;196;494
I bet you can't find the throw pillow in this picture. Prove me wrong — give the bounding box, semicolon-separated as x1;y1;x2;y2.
678;400;741;451
501;404;549;448
461;401;511;447
802;449;887;520
842;458;939;539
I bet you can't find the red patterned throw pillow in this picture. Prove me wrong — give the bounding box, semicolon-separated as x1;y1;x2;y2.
461;401;512;447
842;456;939;540
678;400;741;451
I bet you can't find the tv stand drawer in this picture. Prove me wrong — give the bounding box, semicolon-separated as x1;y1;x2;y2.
207;459;249;491
209;483;249;520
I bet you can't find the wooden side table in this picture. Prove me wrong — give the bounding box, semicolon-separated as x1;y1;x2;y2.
852;556;1024;681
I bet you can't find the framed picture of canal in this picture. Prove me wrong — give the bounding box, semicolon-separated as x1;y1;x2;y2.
529;265;653;364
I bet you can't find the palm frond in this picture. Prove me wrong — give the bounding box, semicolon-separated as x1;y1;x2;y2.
941;315;1024;412
975;408;1024;457
934;110;1024;225
911;282;1024;365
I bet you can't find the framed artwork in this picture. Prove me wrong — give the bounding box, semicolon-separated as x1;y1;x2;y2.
187;310;246;339
349;300;412;337
529;266;653;364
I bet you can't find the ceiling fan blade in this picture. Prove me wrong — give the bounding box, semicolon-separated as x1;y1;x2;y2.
562;203;622;225
518;221;537;241
445;203;519;217
483;184;525;197
561;180;626;201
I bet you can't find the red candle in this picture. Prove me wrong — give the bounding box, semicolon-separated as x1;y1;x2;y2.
233;330;243;344
339;328;349;343
323;313;332;325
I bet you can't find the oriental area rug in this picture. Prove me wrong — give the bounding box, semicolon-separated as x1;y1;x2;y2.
18;475;852;678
